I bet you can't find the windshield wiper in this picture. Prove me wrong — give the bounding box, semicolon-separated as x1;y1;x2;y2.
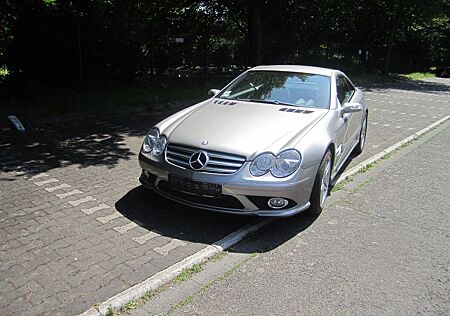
236;98;294;106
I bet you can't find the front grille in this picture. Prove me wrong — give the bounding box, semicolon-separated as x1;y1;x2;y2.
166;143;246;174
158;181;244;209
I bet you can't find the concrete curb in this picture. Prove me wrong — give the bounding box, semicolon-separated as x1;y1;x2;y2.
79;218;272;316
335;115;449;185
79;115;449;316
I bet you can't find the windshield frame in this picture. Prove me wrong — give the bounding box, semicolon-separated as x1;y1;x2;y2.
216;70;332;109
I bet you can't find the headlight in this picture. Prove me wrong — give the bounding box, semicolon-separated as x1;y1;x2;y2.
142;128;167;157
250;149;301;178
272;150;301;177
249;153;275;176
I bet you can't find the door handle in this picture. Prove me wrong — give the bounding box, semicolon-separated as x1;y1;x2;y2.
343;114;349;123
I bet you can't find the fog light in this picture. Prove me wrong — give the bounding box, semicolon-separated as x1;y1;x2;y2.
268;197;288;209
142;169;149;178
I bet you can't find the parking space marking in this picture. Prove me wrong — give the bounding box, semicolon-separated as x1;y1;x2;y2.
132;231;162;245
371;122;379;125
14;170;27;176
96;212;122;224
34;178;59;186
382;124;390;127
68;196;96;206
81;203;110;215
56;189;83;199
27;173;49;181
45;183;71;192
113;220;142;234
153;239;187;256
395;126;403;129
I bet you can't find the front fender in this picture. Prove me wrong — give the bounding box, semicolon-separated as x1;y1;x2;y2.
297;112;334;169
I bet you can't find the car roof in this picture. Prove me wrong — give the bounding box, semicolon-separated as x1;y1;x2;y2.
250;65;337;77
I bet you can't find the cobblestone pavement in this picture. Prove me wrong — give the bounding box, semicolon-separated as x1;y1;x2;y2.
0;78;449;315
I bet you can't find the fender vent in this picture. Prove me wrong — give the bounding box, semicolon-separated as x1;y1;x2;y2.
213;100;237;106
279;108;314;114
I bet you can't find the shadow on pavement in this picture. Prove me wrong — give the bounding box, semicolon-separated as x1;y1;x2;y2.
115;185;319;253
363;78;450;94
0;111;171;178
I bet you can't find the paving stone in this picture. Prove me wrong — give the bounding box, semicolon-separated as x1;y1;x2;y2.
44;183;72;192
56;189;83;199
80;203;110;215
34;178;59;186
68;196;96;206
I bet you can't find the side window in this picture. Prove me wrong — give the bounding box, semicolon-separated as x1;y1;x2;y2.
343;77;355;102
336;76;348;105
336;75;354;105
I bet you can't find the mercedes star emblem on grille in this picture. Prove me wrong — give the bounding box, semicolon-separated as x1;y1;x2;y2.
189;151;209;170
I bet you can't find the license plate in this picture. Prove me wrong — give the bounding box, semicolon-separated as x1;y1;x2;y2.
169;175;222;197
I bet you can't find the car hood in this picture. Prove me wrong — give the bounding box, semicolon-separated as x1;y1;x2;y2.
158;100;328;159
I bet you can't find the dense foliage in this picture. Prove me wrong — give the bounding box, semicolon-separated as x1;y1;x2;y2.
1;0;449;85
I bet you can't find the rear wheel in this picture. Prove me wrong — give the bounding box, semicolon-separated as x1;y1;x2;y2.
308;150;333;215
353;113;368;155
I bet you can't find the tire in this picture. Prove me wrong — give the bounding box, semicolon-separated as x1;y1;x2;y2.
308;149;333;215
353;112;368;155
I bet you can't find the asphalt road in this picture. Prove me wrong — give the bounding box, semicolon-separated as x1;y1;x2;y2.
168;118;450;315
0;77;449;315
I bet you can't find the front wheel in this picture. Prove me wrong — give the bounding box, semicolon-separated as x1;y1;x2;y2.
308;149;333;215
353;113;368;155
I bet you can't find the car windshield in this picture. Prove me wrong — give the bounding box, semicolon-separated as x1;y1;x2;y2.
218;70;331;109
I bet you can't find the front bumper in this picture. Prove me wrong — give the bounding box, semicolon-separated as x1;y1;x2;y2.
138;152;318;217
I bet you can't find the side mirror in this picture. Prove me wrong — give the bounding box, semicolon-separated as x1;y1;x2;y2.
208;89;220;97
341;102;363;114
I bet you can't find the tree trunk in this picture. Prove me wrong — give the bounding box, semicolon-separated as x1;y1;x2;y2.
384;40;394;74
383;4;404;74
247;0;263;66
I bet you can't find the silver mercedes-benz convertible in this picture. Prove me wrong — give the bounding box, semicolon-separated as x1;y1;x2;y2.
139;65;368;217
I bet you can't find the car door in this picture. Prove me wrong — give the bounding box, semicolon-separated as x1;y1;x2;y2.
335;75;356;165
342;76;362;146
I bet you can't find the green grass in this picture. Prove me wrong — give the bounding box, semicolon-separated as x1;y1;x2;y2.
358;162;377;174
399;72;435;80
173;264;203;284
331;176;354;192
349;177;374;194
0;65;9;78
106;306;116;316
